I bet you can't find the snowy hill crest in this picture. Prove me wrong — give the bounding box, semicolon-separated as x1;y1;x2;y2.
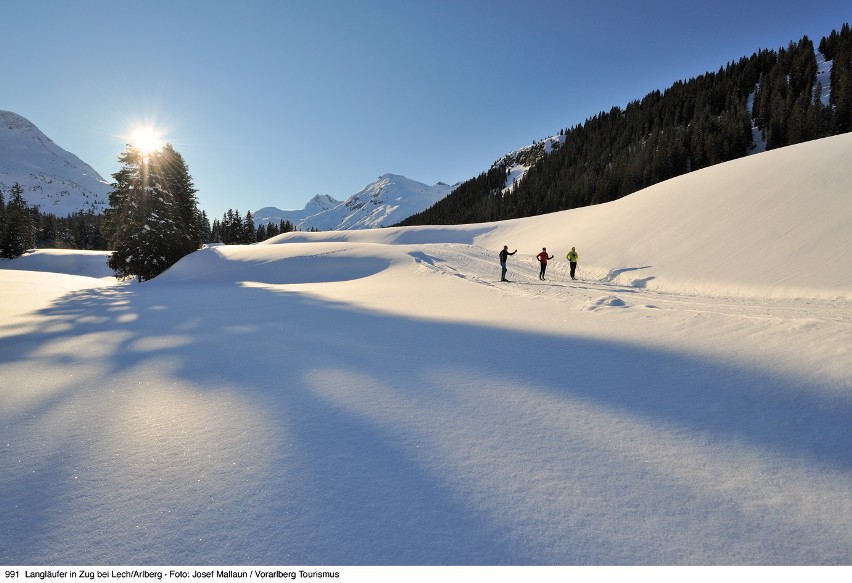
0;110;110;215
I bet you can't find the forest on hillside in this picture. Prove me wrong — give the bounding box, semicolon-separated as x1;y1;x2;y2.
400;24;852;226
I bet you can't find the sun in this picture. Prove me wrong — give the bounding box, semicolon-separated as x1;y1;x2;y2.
130;127;164;154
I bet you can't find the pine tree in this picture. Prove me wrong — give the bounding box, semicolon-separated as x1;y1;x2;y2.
266;221;279;239
39;213;58;248
221;209;239;244
210;218;222;243
159;143;203;254
199;210;212;244
0;183;36;259
104;144;199;281
70;210;106;250
0;187;6;236
232;210;244;242
244;211;256;244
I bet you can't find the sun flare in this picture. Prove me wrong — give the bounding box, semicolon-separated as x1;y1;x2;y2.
130;127;164;154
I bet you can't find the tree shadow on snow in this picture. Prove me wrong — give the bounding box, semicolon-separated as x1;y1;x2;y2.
1;280;851;564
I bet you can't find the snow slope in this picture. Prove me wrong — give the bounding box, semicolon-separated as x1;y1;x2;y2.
0;249;113;280
0;111;110;215
1;134;851;566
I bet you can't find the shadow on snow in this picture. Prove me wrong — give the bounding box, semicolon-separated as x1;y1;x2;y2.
1;280;850;564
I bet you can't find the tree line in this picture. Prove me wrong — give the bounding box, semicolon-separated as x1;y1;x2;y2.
209;209;296;245
1;186;298;271
400;25;852;226
0;184;101;258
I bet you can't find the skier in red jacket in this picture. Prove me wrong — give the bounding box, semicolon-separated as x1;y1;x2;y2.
536;247;554;280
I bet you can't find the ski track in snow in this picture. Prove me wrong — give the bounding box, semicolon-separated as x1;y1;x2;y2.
411;242;851;326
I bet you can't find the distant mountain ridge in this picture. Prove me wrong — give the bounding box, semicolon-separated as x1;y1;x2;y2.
255;174;456;231
0;110;110;215
254;194;342;229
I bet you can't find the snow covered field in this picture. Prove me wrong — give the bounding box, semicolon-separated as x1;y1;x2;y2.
2;134;851;566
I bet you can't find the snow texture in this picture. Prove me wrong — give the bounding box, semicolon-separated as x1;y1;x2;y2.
1;133;851;565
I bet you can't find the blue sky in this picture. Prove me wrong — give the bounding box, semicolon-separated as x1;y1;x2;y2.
2;0;849;219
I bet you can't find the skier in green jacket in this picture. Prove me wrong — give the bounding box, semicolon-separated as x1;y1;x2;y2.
566;247;579;280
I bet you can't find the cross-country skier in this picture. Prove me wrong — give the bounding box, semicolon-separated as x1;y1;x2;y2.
566;246;579;280
499;245;517;281
536;247;554;280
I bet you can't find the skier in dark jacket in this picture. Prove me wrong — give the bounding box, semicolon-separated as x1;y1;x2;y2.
499;245;517;281
536;247;554;280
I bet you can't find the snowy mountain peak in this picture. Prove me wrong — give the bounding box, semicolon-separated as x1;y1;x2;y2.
1;110;39;132
0;110;110;216
497;134;567;193
306;193;341;210
255;174;457;231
